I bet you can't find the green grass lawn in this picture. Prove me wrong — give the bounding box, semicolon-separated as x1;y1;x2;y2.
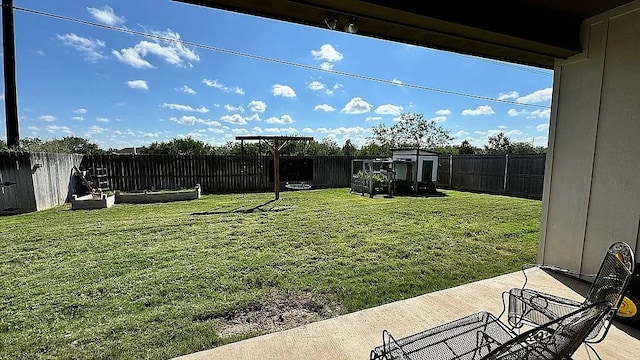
0;188;541;359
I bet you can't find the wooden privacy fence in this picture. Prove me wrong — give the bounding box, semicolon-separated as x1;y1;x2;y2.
437;154;546;199
0;152;83;214
82;154;356;194
84;154;545;199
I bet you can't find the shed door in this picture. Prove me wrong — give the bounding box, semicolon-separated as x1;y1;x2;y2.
421;160;433;182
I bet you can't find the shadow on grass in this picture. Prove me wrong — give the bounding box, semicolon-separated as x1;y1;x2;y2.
192;199;292;215
351;190;449;199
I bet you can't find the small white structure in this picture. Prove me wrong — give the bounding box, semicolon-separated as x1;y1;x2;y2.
391;149;439;193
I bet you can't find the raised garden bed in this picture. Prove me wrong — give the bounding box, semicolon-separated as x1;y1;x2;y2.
115;184;201;204
71;193;115;210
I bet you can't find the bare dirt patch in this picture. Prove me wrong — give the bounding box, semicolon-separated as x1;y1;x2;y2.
216;290;344;338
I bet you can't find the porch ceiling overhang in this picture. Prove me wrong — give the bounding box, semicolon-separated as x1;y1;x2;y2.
173;0;634;69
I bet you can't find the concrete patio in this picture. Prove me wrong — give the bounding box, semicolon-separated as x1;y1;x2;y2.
175;267;640;359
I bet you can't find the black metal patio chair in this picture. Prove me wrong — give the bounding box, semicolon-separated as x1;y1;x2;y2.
504;241;635;344
369;301;612;360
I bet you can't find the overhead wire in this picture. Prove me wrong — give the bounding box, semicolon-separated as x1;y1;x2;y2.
13;5;550;109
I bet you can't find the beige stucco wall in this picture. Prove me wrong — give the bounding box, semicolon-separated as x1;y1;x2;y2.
539;1;640;275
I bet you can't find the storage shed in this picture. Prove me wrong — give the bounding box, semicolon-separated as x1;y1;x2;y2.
391;149;439;193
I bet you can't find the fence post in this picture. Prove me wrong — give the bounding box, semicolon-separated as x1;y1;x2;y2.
503;153;509;193
449;154;453;187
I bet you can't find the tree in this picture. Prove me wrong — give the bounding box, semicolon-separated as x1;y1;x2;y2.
0;139;7;151
17;136;104;154
57;136;105;154
458;140;478;154
510;141;547;154
369;113;452;151
358;142;389;157
140;138;213;155
342;139;357;156
484;132;512;154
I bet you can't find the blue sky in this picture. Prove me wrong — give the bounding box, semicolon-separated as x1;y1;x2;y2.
2;0;553;149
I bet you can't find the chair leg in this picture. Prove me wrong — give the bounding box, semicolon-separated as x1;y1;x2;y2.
584;343;602;360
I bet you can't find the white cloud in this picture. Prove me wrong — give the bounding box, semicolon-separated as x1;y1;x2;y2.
517;88;552;104
73;108;87;114
430;116;447;123
341;97;372;114
375;104;403;116
125;80;148;90
528;109;551;119
86;125;106;135
365;116;383;122
498;91;519;100
113;29;199;68
202;79;244;94
320;62;333;71
224;104;245;113
536;123;550;132
96;117;110;123
435;109;452;116
311;44;343;63
454;130;469;138
57;33;105;62
264;128;281;133
38;115;56;122
181;85;196;95
232;128;249;135
171;115;221;126
302;128;315;133
508;109;525;117
112;48;153;68
498;125;508;129
28;126;40;131
220;114;247;125
72;116;84;121
461;105;495;116
161;103;209;113
314;104;335;112
46;125;73;135
248;100;266;113
391;78;403;85
272;84;296;98
266;115;294;124
477;129;523;138
87;5;125;26
246;114;261;122
308;81;326;91
327;126;369;135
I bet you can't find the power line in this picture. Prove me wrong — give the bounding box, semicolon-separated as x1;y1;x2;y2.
14;5;550;109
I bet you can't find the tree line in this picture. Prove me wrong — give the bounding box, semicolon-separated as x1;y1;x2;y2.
0;113;546;156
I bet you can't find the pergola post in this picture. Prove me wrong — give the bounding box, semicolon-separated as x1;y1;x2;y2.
273;138;280;200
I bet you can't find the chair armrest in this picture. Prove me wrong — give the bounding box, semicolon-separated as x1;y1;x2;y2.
506;288;582;329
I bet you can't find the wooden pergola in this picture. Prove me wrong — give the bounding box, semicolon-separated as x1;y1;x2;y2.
236;135;313;200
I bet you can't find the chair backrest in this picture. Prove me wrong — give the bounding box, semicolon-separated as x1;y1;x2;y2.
581;241;635;342
483;301;612;360
585;241;635;306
